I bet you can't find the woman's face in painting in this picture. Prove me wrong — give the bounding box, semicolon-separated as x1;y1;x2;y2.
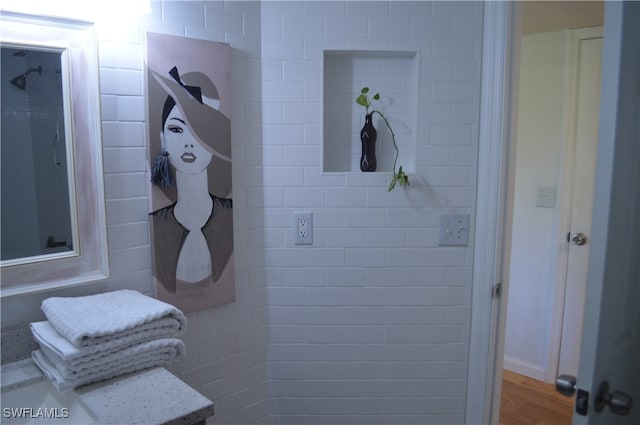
163;106;213;174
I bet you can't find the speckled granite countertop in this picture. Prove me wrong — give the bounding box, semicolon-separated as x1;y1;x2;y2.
1;358;44;390
1;359;215;425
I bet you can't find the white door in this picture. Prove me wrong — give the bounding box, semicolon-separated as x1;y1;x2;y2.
558;35;602;378
571;2;640;423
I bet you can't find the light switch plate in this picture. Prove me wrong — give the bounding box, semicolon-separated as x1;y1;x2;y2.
439;214;470;246
536;186;556;208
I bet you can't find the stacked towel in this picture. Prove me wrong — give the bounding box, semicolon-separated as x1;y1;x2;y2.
31;290;187;392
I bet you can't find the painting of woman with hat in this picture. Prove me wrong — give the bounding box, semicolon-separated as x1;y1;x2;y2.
146;33;234;312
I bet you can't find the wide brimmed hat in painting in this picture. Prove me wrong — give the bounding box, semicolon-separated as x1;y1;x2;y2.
150;66;233;198
151;66;231;163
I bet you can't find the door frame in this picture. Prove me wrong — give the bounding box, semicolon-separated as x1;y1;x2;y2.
465;2;519;423
466;3;621;424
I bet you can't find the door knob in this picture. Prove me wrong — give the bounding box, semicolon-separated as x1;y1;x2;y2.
556;375;590;416
594;381;633;416
556;374;577;396
572;233;588;245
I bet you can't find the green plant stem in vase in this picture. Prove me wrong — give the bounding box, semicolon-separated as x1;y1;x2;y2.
356;87;409;191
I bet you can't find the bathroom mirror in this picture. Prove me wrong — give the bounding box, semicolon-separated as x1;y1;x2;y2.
0;11;109;297
1;46;74;261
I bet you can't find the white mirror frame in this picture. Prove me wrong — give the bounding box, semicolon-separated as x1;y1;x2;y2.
0;11;109;298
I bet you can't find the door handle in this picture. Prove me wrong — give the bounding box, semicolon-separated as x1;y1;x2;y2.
572;233;588;245
556;375;590;416
556;374;577;396
594;381;633;416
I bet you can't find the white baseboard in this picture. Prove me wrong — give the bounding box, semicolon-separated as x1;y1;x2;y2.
503;356;547;382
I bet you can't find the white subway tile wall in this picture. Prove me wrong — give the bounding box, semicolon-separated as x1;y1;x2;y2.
2;1;268;424
2;1;481;424
103;2;269;424
262;2;481;424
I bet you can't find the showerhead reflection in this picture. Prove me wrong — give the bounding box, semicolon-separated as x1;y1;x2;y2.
10;65;41;90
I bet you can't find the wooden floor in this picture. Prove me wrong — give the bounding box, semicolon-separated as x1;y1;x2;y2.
499;370;574;425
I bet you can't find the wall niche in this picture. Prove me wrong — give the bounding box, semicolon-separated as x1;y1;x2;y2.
322;50;419;174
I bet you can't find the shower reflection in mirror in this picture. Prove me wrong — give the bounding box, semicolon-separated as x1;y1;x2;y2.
1;46;76;262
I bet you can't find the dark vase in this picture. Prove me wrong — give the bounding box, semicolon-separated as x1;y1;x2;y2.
360;113;377;172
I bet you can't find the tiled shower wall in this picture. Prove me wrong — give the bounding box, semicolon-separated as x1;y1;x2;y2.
262;2;482;424
2;1;482;424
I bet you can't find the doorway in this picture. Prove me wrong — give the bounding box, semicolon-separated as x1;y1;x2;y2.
466;2;639;424
498;7;603;425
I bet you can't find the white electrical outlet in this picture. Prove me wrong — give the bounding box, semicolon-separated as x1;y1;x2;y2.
294;211;313;245
438;214;470;246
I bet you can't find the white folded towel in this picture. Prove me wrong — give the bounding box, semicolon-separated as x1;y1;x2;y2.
32;338;186;392
31;320;182;362
40;290;187;347
39;338;186;379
